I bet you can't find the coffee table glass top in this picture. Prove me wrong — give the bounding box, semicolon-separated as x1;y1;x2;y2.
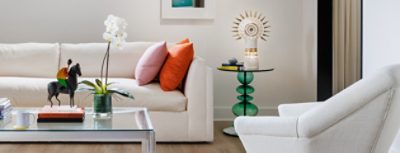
0;107;153;131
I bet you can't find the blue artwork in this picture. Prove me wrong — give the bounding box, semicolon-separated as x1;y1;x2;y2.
172;0;194;7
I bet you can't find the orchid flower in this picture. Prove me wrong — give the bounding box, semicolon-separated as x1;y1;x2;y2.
103;15;128;49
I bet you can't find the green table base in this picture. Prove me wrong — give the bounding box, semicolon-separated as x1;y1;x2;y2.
223;72;258;137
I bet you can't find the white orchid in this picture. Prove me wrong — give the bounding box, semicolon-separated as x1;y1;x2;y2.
99;15;128;86
103;15;128;49
79;15;133;109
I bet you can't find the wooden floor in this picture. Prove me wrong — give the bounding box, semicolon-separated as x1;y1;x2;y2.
0;122;245;153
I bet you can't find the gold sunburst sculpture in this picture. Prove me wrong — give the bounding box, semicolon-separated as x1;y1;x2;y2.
232;10;271;70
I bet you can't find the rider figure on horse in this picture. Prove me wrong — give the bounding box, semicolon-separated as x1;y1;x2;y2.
57;59;72;89
48;58;81;107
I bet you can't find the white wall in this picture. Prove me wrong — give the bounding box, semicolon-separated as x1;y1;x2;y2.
0;0;317;120
363;0;400;76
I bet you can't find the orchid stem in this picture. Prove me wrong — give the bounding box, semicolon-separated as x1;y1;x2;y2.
100;42;111;89
105;42;111;89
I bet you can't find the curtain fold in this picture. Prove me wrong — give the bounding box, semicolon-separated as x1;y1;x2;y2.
333;0;361;94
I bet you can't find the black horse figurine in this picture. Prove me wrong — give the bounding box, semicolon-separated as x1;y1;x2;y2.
47;63;82;107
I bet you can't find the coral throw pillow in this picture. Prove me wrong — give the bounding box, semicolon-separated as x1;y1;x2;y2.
135;41;168;86
160;39;194;91
179;38;190;44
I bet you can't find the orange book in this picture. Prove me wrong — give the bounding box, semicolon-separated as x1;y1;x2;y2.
38;113;84;119
38;105;84;119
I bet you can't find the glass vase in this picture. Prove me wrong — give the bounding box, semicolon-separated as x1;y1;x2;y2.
93;94;112;119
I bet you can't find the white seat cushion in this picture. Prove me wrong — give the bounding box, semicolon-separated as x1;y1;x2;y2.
0;77;187;112
79;77;187;112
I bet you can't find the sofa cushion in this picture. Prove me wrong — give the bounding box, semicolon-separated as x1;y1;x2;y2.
80;77;187;112
0;43;60;77
0;77;187;112
135;41;168;86
60;42;154;78
160;41;194;91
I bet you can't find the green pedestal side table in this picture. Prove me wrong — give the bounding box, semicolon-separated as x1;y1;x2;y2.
217;67;274;136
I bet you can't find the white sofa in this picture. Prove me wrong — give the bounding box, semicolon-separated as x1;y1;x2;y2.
235;64;400;153
0;43;213;142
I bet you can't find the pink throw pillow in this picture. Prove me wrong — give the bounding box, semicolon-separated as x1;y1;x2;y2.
135;41;168;86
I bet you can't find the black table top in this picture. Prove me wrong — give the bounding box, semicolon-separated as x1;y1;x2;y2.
217;67;274;72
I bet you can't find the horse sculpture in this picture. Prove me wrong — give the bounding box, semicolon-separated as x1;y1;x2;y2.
47;63;82;107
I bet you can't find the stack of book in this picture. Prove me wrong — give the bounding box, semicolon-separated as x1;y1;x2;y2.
218;62;244;71
0;98;12;119
37;105;85;123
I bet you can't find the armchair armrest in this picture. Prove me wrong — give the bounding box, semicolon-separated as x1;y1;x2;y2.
235;116;304;153
390;130;400;153
278;102;322;117
234;116;298;137
183;57;213;141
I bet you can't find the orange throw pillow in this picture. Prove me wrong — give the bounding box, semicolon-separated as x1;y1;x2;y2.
179;38;190;44
160;40;194;91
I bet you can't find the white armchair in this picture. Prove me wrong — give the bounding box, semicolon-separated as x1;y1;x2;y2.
389;129;400;153
235;64;400;153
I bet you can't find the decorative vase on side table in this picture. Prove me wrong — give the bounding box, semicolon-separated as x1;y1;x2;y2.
217;67;274;136
232;10;271;70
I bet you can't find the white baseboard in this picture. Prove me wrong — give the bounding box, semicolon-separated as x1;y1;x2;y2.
214;106;278;121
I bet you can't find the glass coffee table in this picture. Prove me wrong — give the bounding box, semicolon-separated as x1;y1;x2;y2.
0;107;155;153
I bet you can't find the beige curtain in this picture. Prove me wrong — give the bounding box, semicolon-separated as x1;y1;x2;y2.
333;0;362;94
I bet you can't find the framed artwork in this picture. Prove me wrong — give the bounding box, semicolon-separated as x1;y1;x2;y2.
161;0;215;19
172;0;194;7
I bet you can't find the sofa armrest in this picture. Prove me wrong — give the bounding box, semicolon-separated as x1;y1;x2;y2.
278;102;322;117
184;57;213;141
234;116;298;137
